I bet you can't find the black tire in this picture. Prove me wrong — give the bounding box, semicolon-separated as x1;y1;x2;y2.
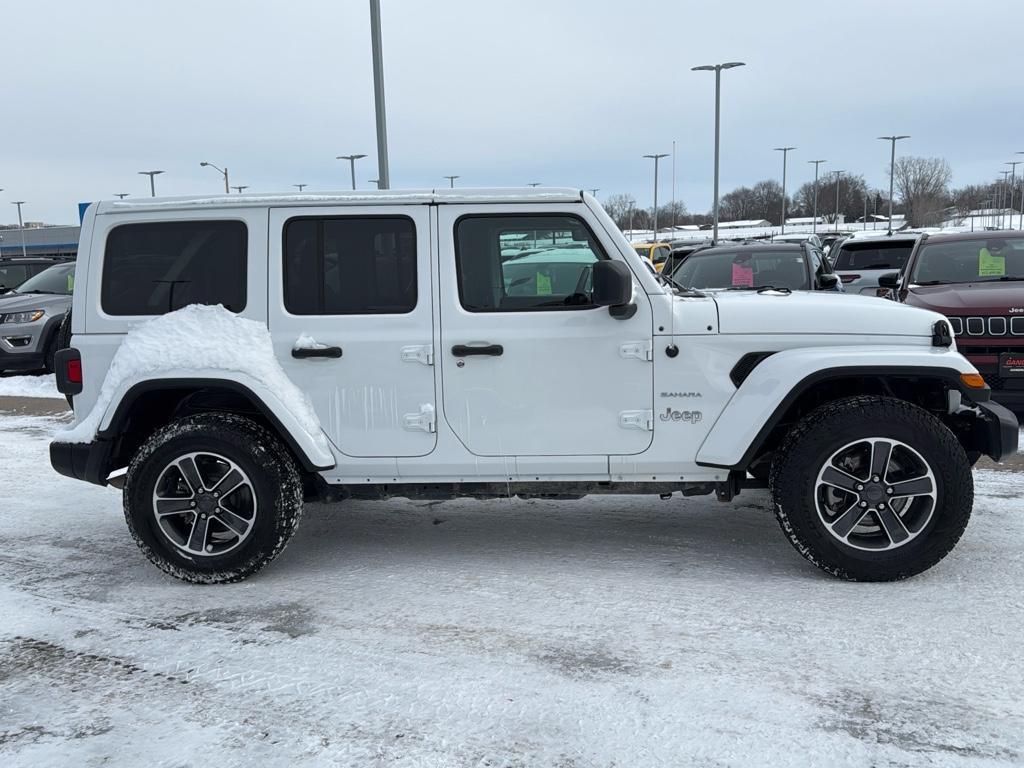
123;412;303;584
770;396;973;581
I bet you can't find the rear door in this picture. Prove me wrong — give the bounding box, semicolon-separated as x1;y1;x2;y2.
436;205;654;460
267;205;437;458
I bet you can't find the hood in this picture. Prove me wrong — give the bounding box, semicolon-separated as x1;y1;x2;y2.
0;292;72;314
711;290;940;336
905;282;1024;314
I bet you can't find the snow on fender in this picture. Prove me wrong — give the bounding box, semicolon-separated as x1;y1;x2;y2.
55;305;333;464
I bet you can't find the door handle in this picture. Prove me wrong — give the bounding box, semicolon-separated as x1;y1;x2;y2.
451;344;503;357
292;346;343;359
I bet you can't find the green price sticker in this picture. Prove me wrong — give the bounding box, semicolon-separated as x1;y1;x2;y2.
978;247;1005;277
536;271;552;295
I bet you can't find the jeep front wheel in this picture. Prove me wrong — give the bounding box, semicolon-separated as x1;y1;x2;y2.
770;396;973;581
123;412;303;583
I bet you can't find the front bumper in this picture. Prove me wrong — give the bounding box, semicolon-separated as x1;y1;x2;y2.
974;400;1019;462
50;440;113;486
0;314;59;370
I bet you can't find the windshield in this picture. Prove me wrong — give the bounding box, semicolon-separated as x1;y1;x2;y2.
834;240;914;271
672;249;809;290
911;237;1024;284
15;263;75;295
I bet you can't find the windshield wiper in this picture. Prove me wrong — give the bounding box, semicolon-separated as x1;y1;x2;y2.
658;271;705;297
22;290;63;295
978;276;1024;282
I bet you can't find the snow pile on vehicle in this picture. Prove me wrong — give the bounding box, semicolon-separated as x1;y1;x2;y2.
56;304;327;449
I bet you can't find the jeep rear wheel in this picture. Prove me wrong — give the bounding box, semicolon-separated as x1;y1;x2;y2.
123;412;303;583
770;396;973;581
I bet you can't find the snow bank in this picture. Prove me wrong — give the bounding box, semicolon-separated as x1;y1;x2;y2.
55;305;327;451
0;373;62;400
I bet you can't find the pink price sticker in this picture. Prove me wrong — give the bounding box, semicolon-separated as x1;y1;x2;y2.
731;263;754;287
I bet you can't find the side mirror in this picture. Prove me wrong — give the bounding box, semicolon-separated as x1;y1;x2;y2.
818;273;840;290
878;271;901;289
592;260;633;308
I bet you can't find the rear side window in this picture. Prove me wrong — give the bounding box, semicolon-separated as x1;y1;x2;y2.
0;264;30;290
834;241;914;271
102;220;247;315
283;217;416;315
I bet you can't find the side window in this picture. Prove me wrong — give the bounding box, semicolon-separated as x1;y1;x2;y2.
101;220;247;315
810;249;825;276
0;264;29;289
455;215;606;312
284;216;416;315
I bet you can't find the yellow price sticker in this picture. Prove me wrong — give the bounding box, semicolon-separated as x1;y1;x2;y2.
978;247;1005;277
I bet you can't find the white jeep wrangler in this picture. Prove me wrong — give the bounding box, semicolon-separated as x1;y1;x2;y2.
50;189;1018;583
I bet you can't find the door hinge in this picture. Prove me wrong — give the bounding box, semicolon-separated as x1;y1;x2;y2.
401;345;434;366
403;403;436;433
619;409;654;431
619;341;653;361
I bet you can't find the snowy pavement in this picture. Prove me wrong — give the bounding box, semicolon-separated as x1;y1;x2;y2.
1;401;1022;767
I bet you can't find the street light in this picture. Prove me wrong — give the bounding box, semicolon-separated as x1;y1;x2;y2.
11;201;27;257
830;170;845;230
368;179;380;189
692;61;745;244
1004;162;1022;230
231;185;249;194
337;154;367;191
774;147;795;233
138;170;164;197
527;182;542;187
443;175;459;188
588;188;600;197
293;184;307;192
369;0;390;189
999;170;1012;228
114;193;129;199
878;135;909;233
807;160;826;234
643;153;669;241
199;161;230;193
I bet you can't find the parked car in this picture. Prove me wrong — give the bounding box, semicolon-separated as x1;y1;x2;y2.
772;232;823;249
670;242;842;292
50;189;1014;584
881;230;1024;411
831;231;919;296
662;239;717;275
632;242;672;271
0;255;74;295
0;261;75;374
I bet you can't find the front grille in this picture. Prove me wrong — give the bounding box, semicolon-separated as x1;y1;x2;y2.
948;315;1024;337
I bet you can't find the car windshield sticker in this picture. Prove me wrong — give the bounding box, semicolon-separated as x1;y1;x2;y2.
536;271;552;295
732;262;754;287
67;273;75;293
979;247;1006;277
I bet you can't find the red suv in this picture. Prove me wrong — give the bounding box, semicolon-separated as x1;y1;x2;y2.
882;231;1024;411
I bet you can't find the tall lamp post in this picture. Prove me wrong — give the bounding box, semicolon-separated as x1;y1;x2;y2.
443;175;459;188
878;135;909;233
643;153;669;241
199;161;229;193
1006;160;1021;231
114;193;129;199
999;170;1012;228
527;182;542;187
138;170;164;197
293;184;307;192
369;0;390;189
692;61;745;244
1017;152;1024;229
774;146;795;233
337;154;367;191
231;185;249;194
588;188;600;197
830;170;845;230
808;159;826;234
11;201;27;257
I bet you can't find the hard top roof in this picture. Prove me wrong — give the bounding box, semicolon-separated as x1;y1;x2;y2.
919;229;1023;243
94;187;585;214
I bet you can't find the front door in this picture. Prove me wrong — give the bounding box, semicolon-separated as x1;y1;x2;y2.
437;206;654;458
268;205;437;458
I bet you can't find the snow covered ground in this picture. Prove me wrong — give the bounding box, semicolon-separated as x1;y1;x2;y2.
0;373;60;400
1;402;1022;767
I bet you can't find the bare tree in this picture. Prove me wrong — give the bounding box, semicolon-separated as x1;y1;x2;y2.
892;156;952;226
603;193;636;230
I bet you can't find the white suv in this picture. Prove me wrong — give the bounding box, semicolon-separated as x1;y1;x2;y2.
50;189;1017;583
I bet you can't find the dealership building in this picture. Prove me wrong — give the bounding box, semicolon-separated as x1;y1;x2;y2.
0;225;80;258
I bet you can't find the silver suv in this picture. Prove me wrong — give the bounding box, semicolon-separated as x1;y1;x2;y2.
0;262;74;374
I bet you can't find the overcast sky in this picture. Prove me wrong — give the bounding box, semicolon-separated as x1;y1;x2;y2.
2;0;1022;224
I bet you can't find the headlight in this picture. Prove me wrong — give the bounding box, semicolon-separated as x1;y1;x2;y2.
0;310;45;324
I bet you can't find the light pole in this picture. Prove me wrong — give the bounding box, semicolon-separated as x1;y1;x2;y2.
830;170;845;229
878;135;909;233
138;170;164;197
588;188;600;197
369;0;390;189
527;182;542;187
443;175;459;188
231;185;249;194
199;161;230;193
1006;161;1021;230
671;138;677;233
368;179;380;189
692;61;745;244
337;154;367;191
114;193;129;199
293;184;307;192
1017;152;1024;229
807;160;826;234
11;202;27;257
1000;170;1012;228
774;146;795;233
643;153;669;241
